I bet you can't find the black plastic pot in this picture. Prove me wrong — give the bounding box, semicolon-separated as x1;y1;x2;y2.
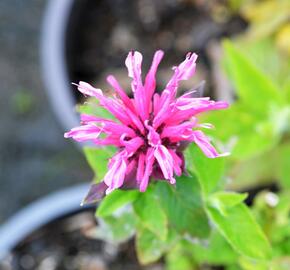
0;183;91;261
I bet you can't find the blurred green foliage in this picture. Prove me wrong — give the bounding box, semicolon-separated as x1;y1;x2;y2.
11;90;35;115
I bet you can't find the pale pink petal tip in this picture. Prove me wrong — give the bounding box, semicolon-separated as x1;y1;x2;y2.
64;50;229;196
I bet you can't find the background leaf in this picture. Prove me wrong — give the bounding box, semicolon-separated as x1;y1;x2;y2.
77;97;114;119
207;191;248;216
83;146;115;181
97;189;140;217
206;201;272;260
223;40;283;115
185;143;225;195
190;230;238;265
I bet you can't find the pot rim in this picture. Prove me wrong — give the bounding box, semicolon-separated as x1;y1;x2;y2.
0;183;91;260
40;0;79;133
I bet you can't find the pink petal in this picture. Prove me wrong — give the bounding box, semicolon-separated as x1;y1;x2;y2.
165;52;198;98
144;50;164;113
120;136;144;156
161;121;196;139
153;93;160;115
174;52;198;81
104;153;127;193
190;130;229;158
100;98;132;125
106;75;136;112
64;125;102;142
80;114;114;124
93;135;122;147
140;148;155;192
168;149;182;176
165;100;229;126
124;106;145;134
77;81;103;98
125;51;143;91
102;121;136;138
136;153;145;184
153;90;173;128
126;158;137;176
154;145;175;184
145;121;161;146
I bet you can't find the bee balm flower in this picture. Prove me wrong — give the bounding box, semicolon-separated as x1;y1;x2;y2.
65;50;229;202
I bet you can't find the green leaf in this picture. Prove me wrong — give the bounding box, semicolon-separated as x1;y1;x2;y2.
238;257;269;270
277;143;290;190
156;175;210;238
136;227;165;264
97;189;140;217
83;146;115;181
223;40;283;115
235;38;290;88
227;149;279;190
133;185;168;240
94;207;137;244
166;243;197;270
283;79;290;103
77;97;114;120
206;201;272;260
185;143;225;195
207;191;248;216
190;229;238;265
271;257;290;270
204;103;278;160
136;227;178;265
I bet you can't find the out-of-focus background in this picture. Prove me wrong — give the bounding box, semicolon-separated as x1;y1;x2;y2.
1;0;289;269
0;0;91;223
0;0;90;223
0;0;244;223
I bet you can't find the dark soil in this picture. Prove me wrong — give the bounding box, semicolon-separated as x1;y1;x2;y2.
7;209;157;270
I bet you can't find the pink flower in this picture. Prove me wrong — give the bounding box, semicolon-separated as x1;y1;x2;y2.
65;50;229;203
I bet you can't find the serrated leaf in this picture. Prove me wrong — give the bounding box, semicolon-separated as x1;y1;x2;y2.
133;186;168;240
83;146;115;181
156;175;210;238
185;143;225;195
97;189;140;217
206;202;272;260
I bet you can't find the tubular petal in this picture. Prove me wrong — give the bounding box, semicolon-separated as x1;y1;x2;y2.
65;50;229;197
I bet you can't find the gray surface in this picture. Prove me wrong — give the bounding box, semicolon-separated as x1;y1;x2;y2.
0;183;90;260
0;0;91;223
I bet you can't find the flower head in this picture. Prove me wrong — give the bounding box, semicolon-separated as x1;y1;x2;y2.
65;50;229;202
